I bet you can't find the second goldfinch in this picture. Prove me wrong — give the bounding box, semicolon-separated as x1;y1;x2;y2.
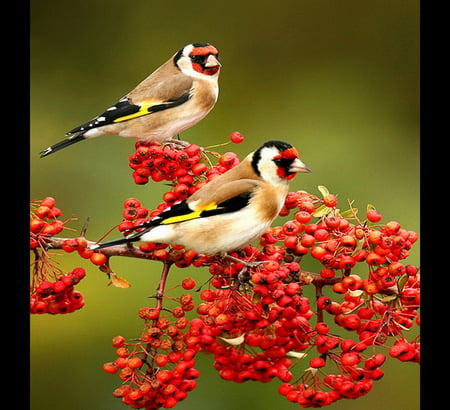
40;42;221;157
90;140;311;256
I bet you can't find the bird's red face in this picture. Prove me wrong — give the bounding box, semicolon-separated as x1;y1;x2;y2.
274;147;310;180
189;44;221;76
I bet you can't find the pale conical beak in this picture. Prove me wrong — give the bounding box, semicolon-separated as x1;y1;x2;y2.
204;54;221;68
290;158;312;173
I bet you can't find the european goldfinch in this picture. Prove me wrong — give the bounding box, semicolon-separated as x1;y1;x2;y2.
40;43;221;157
90;140;311;256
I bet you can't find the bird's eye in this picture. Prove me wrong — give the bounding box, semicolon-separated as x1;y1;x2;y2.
274;158;285;166
190;54;206;64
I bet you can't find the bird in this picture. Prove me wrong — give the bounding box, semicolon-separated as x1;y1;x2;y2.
39;42;221;157
90;140;311;256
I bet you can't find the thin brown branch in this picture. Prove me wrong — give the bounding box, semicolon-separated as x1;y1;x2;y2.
47;237;344;291
154;262;173;310
48;237;162;261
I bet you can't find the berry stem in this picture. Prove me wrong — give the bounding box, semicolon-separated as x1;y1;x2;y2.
315;283;325;323
155;261;172;310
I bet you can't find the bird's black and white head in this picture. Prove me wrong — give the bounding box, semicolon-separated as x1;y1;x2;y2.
251;140;311;185
174;43;221;80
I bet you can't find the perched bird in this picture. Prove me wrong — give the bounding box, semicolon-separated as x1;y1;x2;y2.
90;140;311;256
40;42;221;157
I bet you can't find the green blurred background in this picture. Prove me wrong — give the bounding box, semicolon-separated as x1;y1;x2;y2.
30;1;419;409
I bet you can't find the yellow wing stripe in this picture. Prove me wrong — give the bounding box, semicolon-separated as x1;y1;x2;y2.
161;202;217;225
113;101;157;123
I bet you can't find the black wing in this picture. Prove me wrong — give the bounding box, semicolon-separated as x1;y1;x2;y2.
67;92;191;135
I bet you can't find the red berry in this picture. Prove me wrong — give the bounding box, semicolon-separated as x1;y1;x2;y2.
366;209;382;222
174;183;190;198
357;306;375;319
283;221;301;236
112;335;126;347
182;277;196;290
30;218;46;233
127;357;143;369
219;152;238;168
323;194;337;207
342;314;361;330
191;162;207;175
295;211;312;224
310;357;326;368
384;221;401;235
324;216;341;229
40;197;57;208
320;268;336;279
278;383;293;396
315;322;330;334
314;228;330;241
338;255;356;269
184;144;201;157
230;131;244;143
163;191;178;204
90;252;107;266
341;352;361;366
341;235;357;248
317;296;332;310
35;205;51;218
300;234;316;248
341;274;362;290
365;252;386;266
103;362;119;374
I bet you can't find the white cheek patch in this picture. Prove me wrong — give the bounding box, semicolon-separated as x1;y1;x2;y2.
182;44;195;56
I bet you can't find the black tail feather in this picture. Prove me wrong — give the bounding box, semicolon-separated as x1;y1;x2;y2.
90;235;136;251
90;219;161;251
40;134;86;157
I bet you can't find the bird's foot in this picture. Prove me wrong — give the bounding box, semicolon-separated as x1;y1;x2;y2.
164;138;190;148
221;253;269;283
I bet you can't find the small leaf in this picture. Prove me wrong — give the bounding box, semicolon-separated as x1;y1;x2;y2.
218;334;245;346
351;238;365;257
374;294;398;303
366;203;376;211
347;289;364;298
109;273;131;288
286;351;308;359
396;322;413;331
397;274;409;293
312;204;331;218
317;185;330;198
340;207;358;219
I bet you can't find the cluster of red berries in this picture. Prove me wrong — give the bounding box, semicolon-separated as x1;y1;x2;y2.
102;280;201;409
30;196;67;249
30;197;88;315
98;145;419;408
30;267;86;314
262;190;418;282
276;322;388;406
193;283;310;384
389;338;420;363
128;132;244;185
60;236;110;267
128;141;207;185
316;269;420;351
169;246;393;407
31;138;419;408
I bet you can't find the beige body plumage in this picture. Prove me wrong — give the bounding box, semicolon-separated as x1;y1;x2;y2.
40;43;220;157
91;140;311;256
